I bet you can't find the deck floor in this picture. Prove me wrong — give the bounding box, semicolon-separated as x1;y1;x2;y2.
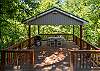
33;41;79;71
3;41;96;71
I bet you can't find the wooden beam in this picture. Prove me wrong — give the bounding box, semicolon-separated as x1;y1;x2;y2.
73;25;74;42
30;50;34;64
38;25;39;34
1;50;5;71
80;25;82;49
70;51;74;71
28;25;31;48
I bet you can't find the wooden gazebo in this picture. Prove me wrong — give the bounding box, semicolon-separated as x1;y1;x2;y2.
1;7;100;71
23;7;88;49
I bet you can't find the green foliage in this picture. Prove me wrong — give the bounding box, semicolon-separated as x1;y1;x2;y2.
39;25;73;34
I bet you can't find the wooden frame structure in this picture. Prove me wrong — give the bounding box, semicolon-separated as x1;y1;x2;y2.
23;7;88;49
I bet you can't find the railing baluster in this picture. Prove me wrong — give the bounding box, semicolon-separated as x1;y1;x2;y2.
30;50;34;64
7;49;12;64
70;51;74;71
80;53;82;69
14;51;17;66
1;50;5;71
85;53;87;69
75;52;78;71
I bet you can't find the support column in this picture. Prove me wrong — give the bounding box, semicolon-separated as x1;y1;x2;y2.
80;25;82;49
28;25;31;48
38;25;39;35
73;25;74;42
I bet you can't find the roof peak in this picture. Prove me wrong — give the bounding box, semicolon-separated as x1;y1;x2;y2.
22;7;88;25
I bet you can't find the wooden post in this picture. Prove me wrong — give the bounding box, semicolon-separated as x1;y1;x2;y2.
7;48;12;64
38;25;39;35
75;36;77;45
28;25;31;49
1;50;5;64
80;25;82;49
73;25;74;42
1;50;5;71
30;50;34;64
70;51;74;71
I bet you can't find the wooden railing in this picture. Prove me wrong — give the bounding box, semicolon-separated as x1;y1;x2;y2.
0;49;34;70
71;35;100;71
70;50;100;71
4;37;34;50
73;35;98;50
3;34;72;49
1;34;98;51
0;37;35;70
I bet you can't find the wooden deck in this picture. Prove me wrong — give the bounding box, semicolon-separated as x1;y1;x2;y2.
2;41;79;71
33;41;79;71
1;34;100;71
